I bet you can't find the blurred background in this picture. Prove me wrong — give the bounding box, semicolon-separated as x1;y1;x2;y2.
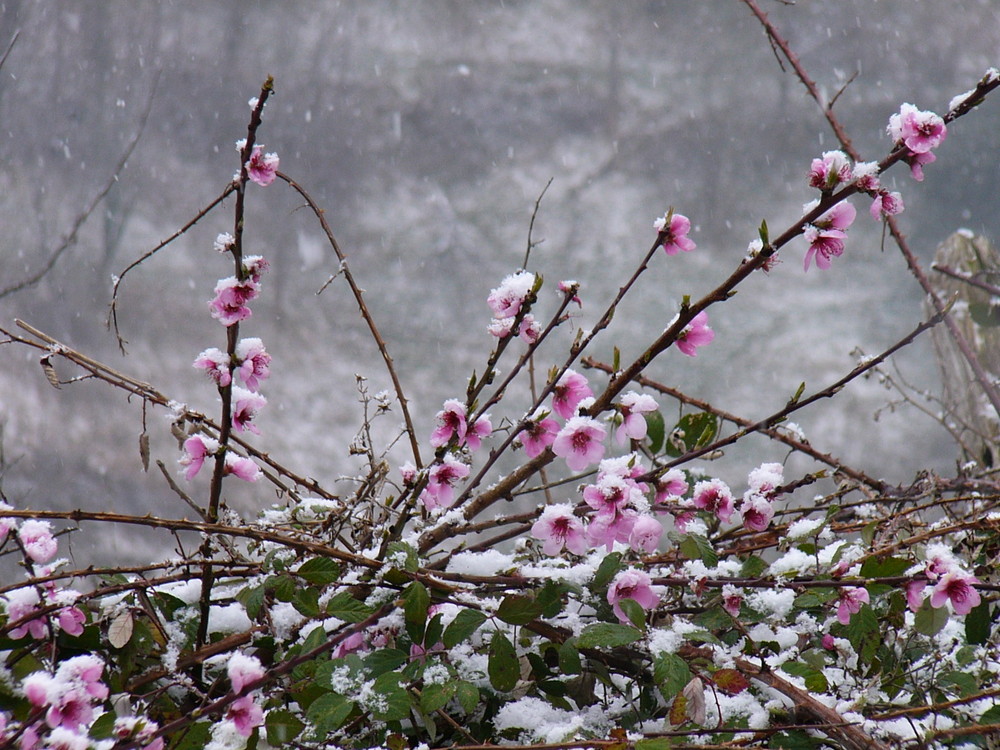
0;1;998;563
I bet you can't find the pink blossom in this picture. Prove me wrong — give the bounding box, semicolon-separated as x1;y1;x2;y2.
18;520;57;564
586;511;633;552
673;510;696;533
906;150;936;181
747;463;783;498
721;586;742;618
246;144;279;186
836;587;870;625
584;474;642;518
56;605;86;637
231;386;267;434
551;369;593;419
228;694;264;737
242;255;270;282
930;571;981;615
628;514;664;553
851;161;881;192
808;150;852;191
822;634;836;650
430;399;467;448
235;338;270;391
333;631;366;659
45;687;93;731
487;271;536;319
870;189;904;220
691;479;735;524
888;103;947;154
399;462;418;484
517;314;541;344
607;569;659;624
421;456;470;510
803;201;856;271
905;579;927;612
228;653;265;694
552;417;606;472
654;469;688;506
193;348;231;387
487;317;515;339
653;212;696;255
60;655;108;700
214;232;235;254
0;501;15;541
675;311;714;357
517;415;560;458
615;391;658;445
739;494;774;532
464;414;492;452
6;587;47;640
558;279;582;307
113;718;164;750
531;504;587;556
223;455;261;483
209;276;259;326
179;435;220;480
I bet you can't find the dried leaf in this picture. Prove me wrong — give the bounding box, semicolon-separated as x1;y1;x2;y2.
682;676;706;724
139;432;150;472
40;355;60;389
108;610;134;648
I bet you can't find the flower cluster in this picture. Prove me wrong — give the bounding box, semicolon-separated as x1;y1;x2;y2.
487;270;538;344
653;211;696;255
244;143;280;187
802;200;857;271
906;544;982;615
223;653;266;738
18;655;115;749
430;399;492;452
887;102;947;181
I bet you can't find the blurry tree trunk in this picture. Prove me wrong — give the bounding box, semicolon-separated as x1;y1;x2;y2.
927;231;1000;467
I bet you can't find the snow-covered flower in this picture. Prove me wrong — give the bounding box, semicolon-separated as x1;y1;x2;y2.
558;279;582;307
242;255;270;283
739;493;774;532
228;653;265;694
0;501;15;541
465;414;492;452
654;469;688;506
228;695;264;737
653;212;696;255
887;103;947;154
930;571;981;615
5;586;47;639
608;569;659;624
691;479;735;524
747;463;783;499
18;520;57;564
803;200;856;271
179;435;220;480
531;504;587;556
246;144;279;186
721;585;742;618
193;348;232;387
209;276;259;326
615;391;658;445
552;417;606;472
235;338;270;391
808;150;852;191
675;311;714;357
487;271;536;319
224;453;261;482
836;586;870;625
231;386;267;435
852;161;881;192
905;579;927;612
906;150;936;182
551;369;593;419
213;232;235;254
516;415;560;458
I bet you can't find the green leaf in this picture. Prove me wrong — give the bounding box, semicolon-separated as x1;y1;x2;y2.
758;218;769;246
664;412;718;458
770;729;822;749
301;625;326;653
591;552;623;591
970;301;1000;327
617;598;647;630
636;740;675;750
265;709;304;745
89;711;116;740
914;600;949;637
455;680;480;715
654;653;691;700
307;692;355;735
488;631;519;692
740;555;768;578
679;534;718;567
365;648;409;676
386;542;419;573
645;410;666;454
558;639;582;675
421;681;457;713
860;521;878;547
443;608;487;648
236;584;266;620
496;594;544;626
859;556;913;578
940;670;979;698
965;601;991;645
404;581;431;643
293;587;321;617
297;557;341;586
325;591;374;623
781;661;828;692
981;704;1000;724
269;574;297;602
172;722;212;750
372;672;410;721
536;580;568;618
845;603;880;662
576;623;642;649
